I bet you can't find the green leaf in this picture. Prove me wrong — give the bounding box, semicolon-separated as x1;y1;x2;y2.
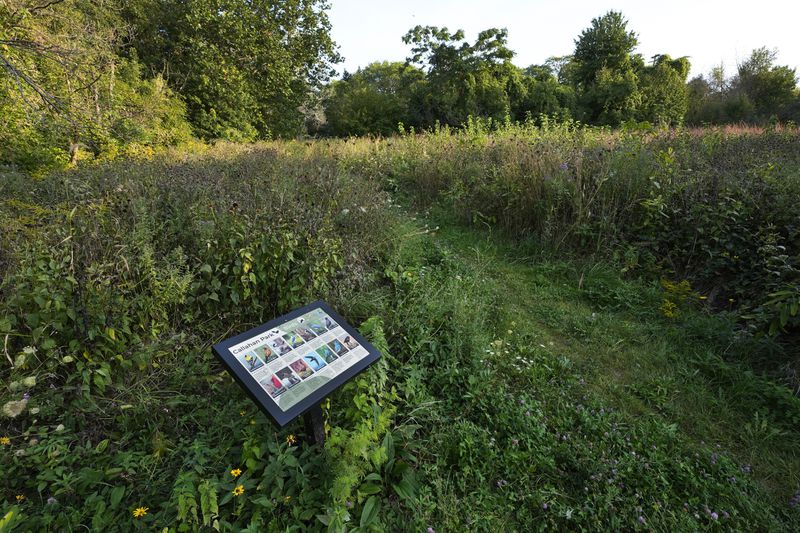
109;486;125;507
359;496;379;528
358;482;381;496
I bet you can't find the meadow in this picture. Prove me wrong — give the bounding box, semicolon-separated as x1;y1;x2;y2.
1;124;799;531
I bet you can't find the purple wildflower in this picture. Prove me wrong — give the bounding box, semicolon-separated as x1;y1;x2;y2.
542;503;548;510
47;496;57;505
638;516;646;524
23;393;30;401
427;528;435;533
790;492;800;508
559;162;569;171
710;512;719;520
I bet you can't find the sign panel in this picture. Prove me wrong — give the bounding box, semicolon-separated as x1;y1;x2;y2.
212;301;381;427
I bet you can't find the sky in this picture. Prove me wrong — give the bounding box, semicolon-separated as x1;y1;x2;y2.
327;0;800;80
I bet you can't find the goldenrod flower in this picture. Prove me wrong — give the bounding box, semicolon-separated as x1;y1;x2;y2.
230;468;242;477
660;300;678;318
0;436;10;445
232;485;245;497
286;434;297;445
15;494;25;502
132;506;148;518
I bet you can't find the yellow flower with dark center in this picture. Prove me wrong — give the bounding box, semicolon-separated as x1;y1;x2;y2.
0;436;10;445
286;434;297;445
230;468;242;477
132;506;148;518
16;494;25;502
232;485;245;497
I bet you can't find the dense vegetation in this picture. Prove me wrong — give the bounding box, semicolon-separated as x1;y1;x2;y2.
2;2;799;531
3;3;799;173
1;0;338;172
2;126;799;530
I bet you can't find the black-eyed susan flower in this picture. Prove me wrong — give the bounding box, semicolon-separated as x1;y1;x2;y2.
0;436;10;445
286;434;297;445
230;468;242;477
232;485;245;497
132;506;148;518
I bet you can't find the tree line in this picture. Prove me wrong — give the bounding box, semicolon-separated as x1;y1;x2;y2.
323;12;800;136
1;2;798;171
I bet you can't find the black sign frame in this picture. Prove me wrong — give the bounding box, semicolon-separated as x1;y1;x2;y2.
212;300;381;427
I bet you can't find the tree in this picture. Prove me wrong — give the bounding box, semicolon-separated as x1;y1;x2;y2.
570;11;642;125
322;62;424;136
638;55;690;125
735;47;797;120
0;0;191;171
402;26;520;127
686;48;799;125
515;65;575;122
121;0;341;140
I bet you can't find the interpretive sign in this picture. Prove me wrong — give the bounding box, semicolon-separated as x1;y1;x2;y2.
212;301;381;427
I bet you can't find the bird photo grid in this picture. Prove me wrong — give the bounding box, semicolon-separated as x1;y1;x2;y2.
226;307;368;412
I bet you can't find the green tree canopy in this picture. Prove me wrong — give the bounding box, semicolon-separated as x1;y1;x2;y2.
638;54;691;125
402;26;520;127
570;11;643;125
121;0;341;140
686;48;799;125
0;0;191;171
322;62;424;136
735;47;797;119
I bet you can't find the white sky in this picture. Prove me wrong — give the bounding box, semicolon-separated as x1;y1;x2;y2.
328;0;800;80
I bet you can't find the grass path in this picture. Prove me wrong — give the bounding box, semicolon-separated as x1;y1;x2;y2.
383;212;799;530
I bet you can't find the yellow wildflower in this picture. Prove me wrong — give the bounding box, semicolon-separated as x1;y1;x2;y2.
240;410;246;416
660;300;678;318
0;436;10;445
230;468;242;477
283;495;292;504
132;506;148;518
232;485;245;497
16;494;25;502
286;434;297;445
